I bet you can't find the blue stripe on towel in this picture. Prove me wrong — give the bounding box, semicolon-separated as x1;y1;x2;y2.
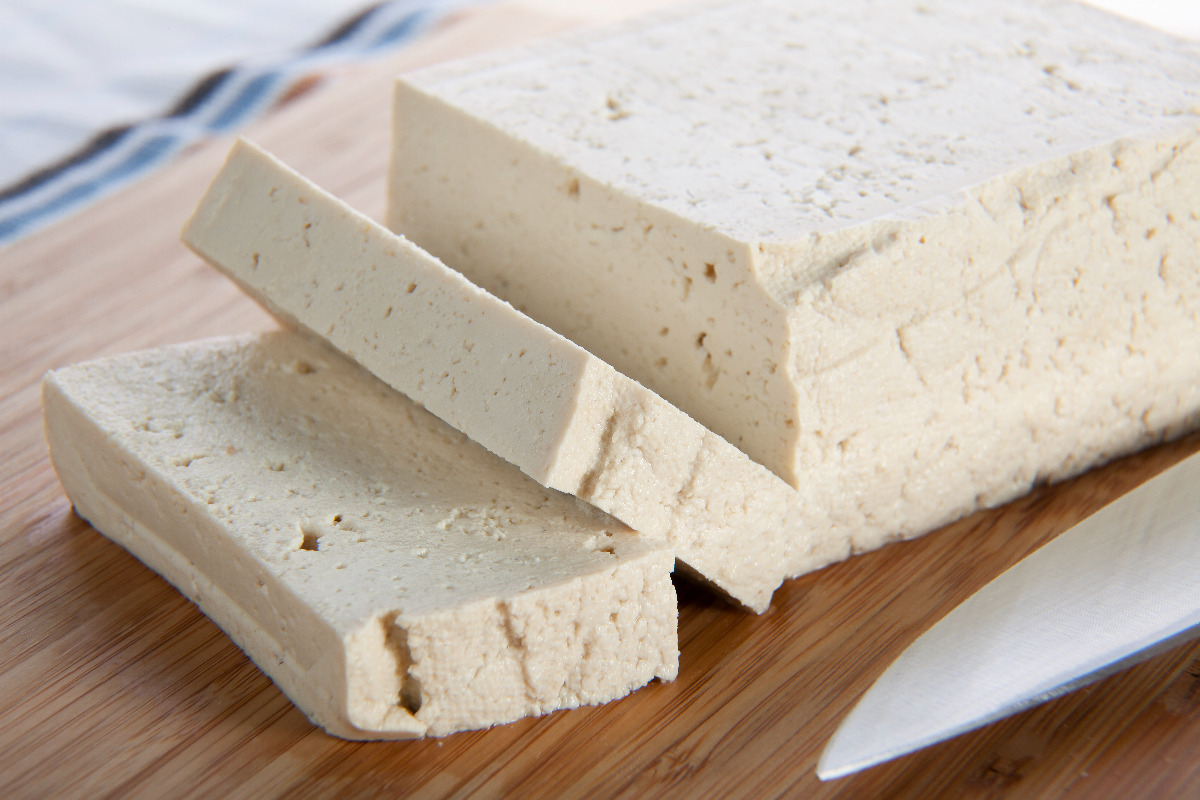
0;134;180;242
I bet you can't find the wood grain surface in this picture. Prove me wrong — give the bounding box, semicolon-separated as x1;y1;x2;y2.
4;4;1200;798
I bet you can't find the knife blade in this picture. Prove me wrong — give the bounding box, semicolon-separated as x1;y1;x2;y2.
817;447;1200;781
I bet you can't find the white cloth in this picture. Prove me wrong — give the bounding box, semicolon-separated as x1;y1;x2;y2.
0;0;477;245
2;1;399;188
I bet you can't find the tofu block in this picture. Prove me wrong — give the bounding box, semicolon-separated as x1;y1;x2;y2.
183;140;832;612
389;0;1200;556
43;332;678;738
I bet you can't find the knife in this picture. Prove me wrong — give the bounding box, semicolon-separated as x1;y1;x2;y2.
817;447;1200;781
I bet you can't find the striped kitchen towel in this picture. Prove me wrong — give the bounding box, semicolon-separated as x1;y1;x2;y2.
0;0;479;247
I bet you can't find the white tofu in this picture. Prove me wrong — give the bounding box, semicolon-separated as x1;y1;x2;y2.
43;332;678;738
183;140;832;612
389;0;1200;555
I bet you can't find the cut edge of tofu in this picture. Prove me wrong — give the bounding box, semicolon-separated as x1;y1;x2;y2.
386;76;814;488
41;336;679;739
181;139;829;612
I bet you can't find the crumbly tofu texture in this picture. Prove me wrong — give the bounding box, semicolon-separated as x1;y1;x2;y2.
389;0;1200;553
43;332;677;739
182;140;831;612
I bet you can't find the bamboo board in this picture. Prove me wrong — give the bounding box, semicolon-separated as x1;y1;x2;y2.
4;4;1200;798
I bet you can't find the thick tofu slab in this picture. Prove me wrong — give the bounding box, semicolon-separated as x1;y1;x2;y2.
389;0;1200;556
183;140;831;612
43;332;677;738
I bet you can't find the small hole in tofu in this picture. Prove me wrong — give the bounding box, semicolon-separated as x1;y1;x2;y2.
702;353;719;388
406;282;417;294
298;520;322;551
704;263;717;282
384;615;423;713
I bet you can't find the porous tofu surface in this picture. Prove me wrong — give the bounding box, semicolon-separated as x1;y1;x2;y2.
400;0;1200;242
390;0;1200;552
184;141;834;611
43;332;678;738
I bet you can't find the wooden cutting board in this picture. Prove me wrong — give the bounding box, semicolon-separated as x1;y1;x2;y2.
4;4;1200;797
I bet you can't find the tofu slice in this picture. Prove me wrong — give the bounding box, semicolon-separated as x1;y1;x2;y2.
182;139;831;612
43;332;677;738
389;0;1200;557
